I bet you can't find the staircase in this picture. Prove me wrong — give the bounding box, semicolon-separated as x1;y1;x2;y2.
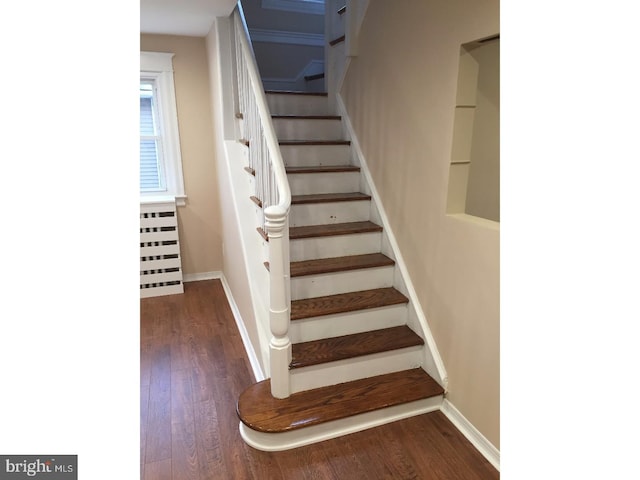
236;90;446;451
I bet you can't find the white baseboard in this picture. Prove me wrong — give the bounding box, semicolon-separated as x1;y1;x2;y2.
217;274;266;382
183;271;265;382
440;399;500;471
182;271;221;282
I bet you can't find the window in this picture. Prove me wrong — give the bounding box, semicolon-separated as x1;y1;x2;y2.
140;52;186;205
140;81;165;191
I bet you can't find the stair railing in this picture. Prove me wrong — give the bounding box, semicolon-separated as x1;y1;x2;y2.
233;3;292;399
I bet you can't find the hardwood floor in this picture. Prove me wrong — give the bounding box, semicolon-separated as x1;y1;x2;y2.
141;279;499;479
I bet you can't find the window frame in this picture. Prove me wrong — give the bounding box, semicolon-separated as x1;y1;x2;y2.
140;51;186;206
140;79;167;193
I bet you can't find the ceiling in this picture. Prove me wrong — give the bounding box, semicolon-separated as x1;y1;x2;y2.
140;0;237;37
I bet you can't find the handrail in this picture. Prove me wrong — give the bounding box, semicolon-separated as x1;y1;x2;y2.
234;4;291;210
233;3;292;399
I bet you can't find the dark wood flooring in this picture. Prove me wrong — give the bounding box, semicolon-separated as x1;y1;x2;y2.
140;279;499;479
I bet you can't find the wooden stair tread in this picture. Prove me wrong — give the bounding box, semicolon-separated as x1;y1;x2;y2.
289;221;381;239
304;72;325;81
291;192;370;204
291;325;423;369
280;140;351;146
291;287;409;320
290;253;394;277
273;115;341;120
330;35;346;46
237;368;443;433
286;165;360;174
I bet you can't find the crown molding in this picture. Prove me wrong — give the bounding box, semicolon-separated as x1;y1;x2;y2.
249;28;324;47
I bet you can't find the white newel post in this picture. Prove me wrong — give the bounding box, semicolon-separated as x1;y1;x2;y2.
265;205;292;398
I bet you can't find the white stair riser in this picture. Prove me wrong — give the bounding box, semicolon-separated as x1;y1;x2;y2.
290;232;382;262
288;171;360;195
267;94;330;116
290;346;424;393
291;266;394;300
290;305;408;343
290;201;370;227
280;144;351;167
273;118;343;141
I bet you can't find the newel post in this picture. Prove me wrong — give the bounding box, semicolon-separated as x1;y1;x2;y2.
265;205;291;398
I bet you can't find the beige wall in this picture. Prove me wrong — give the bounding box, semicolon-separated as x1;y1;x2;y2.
341;0;500;448
140;34;223;275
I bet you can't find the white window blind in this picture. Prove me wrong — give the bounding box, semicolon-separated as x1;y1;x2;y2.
140;81;166;192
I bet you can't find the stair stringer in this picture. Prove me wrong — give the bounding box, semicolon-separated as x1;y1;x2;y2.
221;139;274;379
335;94;449;391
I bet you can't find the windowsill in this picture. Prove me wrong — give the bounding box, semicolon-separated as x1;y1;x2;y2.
446;213;499;230
140;194;187;207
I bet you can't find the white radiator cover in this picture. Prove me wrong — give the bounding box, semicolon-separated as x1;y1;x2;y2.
140;200;184;298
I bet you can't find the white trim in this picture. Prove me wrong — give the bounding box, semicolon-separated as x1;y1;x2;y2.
261;0;325;15
219;274;266;382
441;399;500;471
140;194;187;207
250;28;324;47
240;395;442;451
139;195;175;207
140;51;174;72
335;93;449;389
182;271;221;283
140;51;186;202
182;271;265;381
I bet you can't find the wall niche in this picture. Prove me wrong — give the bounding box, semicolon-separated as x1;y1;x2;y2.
446;35;500;222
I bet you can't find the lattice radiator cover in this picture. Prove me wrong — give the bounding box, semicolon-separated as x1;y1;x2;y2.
140;200;184;298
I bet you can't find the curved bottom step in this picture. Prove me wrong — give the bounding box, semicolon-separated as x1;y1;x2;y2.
239;396;443;452
237;368;444;451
